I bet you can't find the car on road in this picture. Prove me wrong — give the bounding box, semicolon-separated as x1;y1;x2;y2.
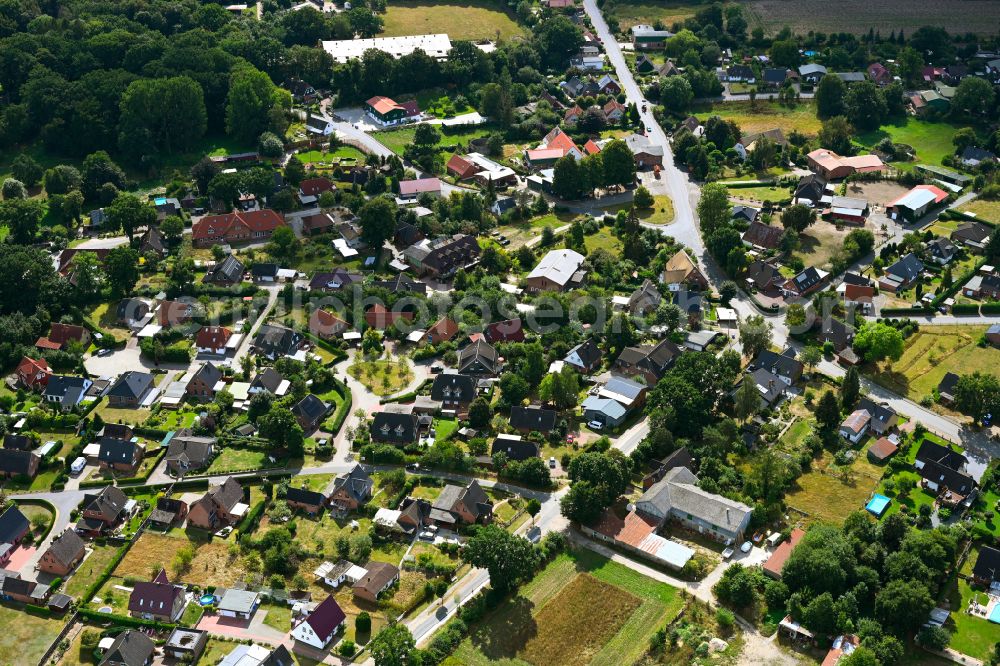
740;541;753;553
587;420;604;431
406;463;420;472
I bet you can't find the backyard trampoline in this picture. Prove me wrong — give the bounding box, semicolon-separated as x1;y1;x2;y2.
866;494;891;517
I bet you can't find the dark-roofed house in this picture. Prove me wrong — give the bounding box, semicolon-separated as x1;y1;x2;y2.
732;205;760;224
44;375;93;412
1;573;49;604
202;255;245;286
491;434;540;461
742;221;784;250
612;339;681;384
291;594;347;649
642;447;694;489
952;221;992;253
371;411;420;445
186;362;223;402
286;486;328;516
938;372;960;404
751;349;804;386
250;263;279;282
857;398;898;435
818;318;854;353
428;480;492;527
403;233;479;277
510;405;557;434
253;325;304;360
291;394;329;432
106;371;154;408
0;449;40;479
0;506;29;557
98;438;145;474
914;440;976;507
78;486;130;535
117;299;150;326
973;546;1000;589
250;367;288;397
187;477;246;531
99;630;154;666
794;174;827;205
309;268;363;292
129;570;186;622
3;434;32;450
564;339;603;373
782;266;830;298
352;562;400;603
38;529;86;576
628;279;661;316
148;497;188;529
743;367;789;407
430;373;476;411
926;237;957;265
744;260;784;295
879;252;924;293
164;434;215;475
326;464;374;513
458;340;499;376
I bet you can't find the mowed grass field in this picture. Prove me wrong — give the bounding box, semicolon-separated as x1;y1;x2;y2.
608;0;701;29
0;604;65;665
380;0;525;41
744;0;1000;35
855;118;960;169
785;451;882;525
871;326;1000;402
444;548;684;666
695;102;823;137
960;199;1000;224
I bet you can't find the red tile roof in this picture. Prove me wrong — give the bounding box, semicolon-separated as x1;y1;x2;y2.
196;326;232;349
398;178;441;196
868;437;898;461
447;154;479;180
191;210;284;242
763;528;805;578
299;177;335;196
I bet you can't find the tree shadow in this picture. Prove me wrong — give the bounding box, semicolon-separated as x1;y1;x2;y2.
467;595;537;661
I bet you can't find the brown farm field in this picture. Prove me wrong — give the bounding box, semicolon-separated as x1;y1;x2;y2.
743;0;1000;35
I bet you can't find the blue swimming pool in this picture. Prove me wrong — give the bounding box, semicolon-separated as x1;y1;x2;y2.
866;494;891;517
989;604;1000;624
154;197;167;205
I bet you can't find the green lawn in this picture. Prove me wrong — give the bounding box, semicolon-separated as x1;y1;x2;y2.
959;199;1000;224
727;184;793;203
497;211;580;248
584;227;623;254
867;326;1000;403
604;194;675;225
348;358;413;397
784;451;881;525
374;125;493;157
433;418;459;442
0;604;66;665
694;101;823;137
445;548;684;666
945;576;1000;661
380;0;526;40
66;544;122;599
262;603;292;632
855;118;960;169
878;470;937;519
205;447;271;474
180;602;205;627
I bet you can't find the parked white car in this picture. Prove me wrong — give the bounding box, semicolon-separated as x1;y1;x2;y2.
587;420;604;431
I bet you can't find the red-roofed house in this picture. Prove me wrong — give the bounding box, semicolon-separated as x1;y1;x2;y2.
291;595;347;649
447;154;479;180
583;139;602;156
159;300;194;328
195;326;233;355
426;317;459;344
364;96;421;126
564;105;584;124
484;318;525;343
365;305;415;330
525;128;584;167
310;308;349;339
298;177;335;203
603;100;626;122
807;149;886;180
763;528;805;579
867;62;892;86
398;178;442;201
16;356;51;390
191;210;285;247
35;323;90;351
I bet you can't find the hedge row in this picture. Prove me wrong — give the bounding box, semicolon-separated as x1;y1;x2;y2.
326;379;352;435
78;608;177;631
950;303;981;315
237;499;266;536
81;541;133;605
379;378;433;404
932;257;987;308
880;306;933;316
981;302;1000;314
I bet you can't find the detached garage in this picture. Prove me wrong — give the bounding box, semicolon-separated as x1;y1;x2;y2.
217;588;260;620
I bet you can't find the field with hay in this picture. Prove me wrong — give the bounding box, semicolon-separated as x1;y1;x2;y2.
744;0;1000;35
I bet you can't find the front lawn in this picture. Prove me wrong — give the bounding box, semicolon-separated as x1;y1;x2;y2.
944;576;1000;661
0;604;66;665
348;358;413;397
66;543;122;599
959;198;1000;224
727;184;792;203
205;447;271;474
444;548;684;666
262;603;292;632
374;125;493;157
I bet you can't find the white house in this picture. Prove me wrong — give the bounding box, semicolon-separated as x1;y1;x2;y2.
291;595;347;649
313;560;368;588
839;409;871;444
217;589;260;620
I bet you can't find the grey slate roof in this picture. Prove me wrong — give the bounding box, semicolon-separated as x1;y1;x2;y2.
106;371;154;401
